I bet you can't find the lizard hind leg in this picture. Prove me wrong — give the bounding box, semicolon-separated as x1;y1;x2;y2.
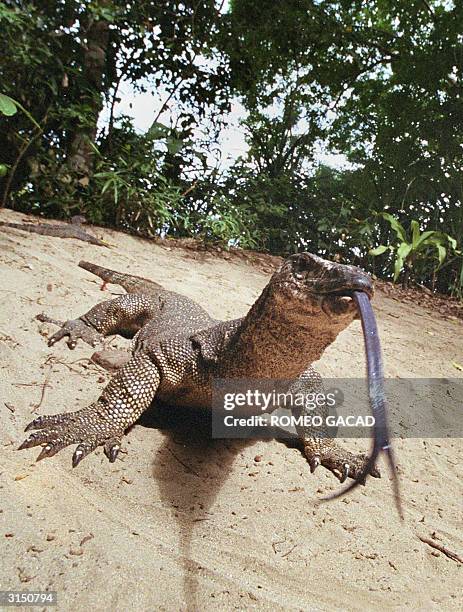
47;317;103;349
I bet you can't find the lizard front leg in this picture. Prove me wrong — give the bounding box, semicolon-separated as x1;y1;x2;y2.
40;294;160;349
301;437;380;483
19;354;160;465
290;368;380;483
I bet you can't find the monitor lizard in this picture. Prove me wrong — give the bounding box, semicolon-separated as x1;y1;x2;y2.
19;253;399;503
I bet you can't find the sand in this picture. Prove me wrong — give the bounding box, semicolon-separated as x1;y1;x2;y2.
1;209;462;611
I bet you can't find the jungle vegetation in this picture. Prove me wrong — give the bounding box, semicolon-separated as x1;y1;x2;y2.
1;1;462;295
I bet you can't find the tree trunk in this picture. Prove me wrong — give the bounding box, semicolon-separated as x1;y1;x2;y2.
67;16;110;181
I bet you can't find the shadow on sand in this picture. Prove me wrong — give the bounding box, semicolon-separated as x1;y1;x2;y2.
138;405;303;609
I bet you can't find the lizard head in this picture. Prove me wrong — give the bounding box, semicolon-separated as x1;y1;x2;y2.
271;252;373;321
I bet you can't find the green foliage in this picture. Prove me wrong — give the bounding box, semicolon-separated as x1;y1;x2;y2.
369;213;460;287
0;0;462;297
0;92;41;128
222;0;463;295
0;0;229;209
195;195;262;249
93;158;183;235
0;94;18;117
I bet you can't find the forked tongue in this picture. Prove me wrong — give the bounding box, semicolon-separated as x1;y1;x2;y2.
324;290;403;518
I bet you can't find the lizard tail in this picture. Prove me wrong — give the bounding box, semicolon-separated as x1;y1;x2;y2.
78;260;164;294
0;221;33;231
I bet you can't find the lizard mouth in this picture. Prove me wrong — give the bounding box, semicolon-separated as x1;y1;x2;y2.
320;290;371;317
314;276;374;299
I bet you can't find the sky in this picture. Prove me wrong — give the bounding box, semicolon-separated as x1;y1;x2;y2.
99;80;349;170
96;0;349;171
99;80;248;162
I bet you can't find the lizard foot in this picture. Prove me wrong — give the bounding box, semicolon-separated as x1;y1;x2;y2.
46;318;103;349
19;406;123;466
304;442;380;484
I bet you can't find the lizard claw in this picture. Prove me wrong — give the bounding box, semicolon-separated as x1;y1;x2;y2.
72;448;85;467
72;441;98;467
309;455;321;473
304;443;381;484
104;438;121;463
19;405;124;466
36;440;68;461
340;462;349;483
18;430;60;450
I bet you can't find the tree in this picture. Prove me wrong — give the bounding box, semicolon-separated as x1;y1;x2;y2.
1;0;461;295
222;0;463;293
0;0;230;210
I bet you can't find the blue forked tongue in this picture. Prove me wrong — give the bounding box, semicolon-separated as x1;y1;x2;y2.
324;290;403;519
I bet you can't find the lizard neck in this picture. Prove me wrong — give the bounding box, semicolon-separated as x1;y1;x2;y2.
219;284;352;379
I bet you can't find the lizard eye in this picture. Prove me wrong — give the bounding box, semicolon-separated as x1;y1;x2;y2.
292;254;316;275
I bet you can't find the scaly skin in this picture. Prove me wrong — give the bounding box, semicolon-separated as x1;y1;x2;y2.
20;254;380;484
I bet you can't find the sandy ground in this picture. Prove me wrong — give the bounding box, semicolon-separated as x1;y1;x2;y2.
1;209;462;612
